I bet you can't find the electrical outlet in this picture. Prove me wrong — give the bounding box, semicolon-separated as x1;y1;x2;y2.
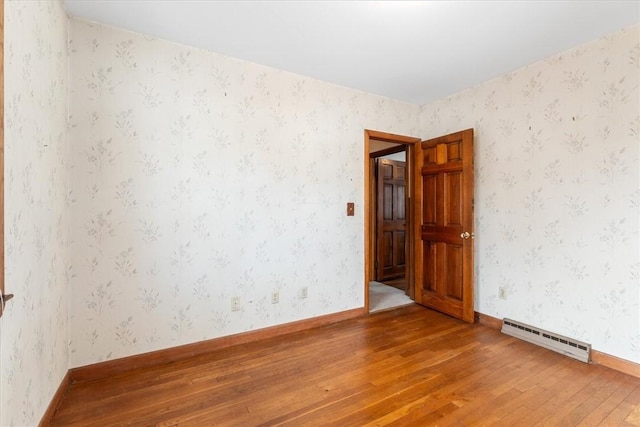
271;291;279;304
498;287;507;300
231;297;241;311
300;287;308;299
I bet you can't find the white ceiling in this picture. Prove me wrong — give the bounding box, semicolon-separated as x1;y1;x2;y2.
62;1;639;105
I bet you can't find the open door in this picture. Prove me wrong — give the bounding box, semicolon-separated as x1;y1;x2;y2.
414;129;475;323
375;158;407;282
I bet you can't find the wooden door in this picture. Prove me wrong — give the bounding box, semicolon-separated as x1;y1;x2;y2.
376;158;407;281
415;129;474;323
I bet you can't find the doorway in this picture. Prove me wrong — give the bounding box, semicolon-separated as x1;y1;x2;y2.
365;129;475;322
364;130;421;313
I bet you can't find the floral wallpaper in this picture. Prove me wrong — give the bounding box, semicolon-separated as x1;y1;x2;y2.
420;25;640;363
68;20;420;367
1;0;70;426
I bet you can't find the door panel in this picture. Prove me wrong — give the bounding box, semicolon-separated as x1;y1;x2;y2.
446;172;462;226
376;158;407;281
395;231;406;266
423;175;438;226
396;186;406;219
423;241;437;293
446;243;463;300
383;184;394;219
382;231;393;267
415;129;474;323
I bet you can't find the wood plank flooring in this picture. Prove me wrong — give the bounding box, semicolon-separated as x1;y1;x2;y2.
380;277;406;292
49;305;640;426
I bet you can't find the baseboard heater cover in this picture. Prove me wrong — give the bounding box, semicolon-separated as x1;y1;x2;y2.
501;318;591;363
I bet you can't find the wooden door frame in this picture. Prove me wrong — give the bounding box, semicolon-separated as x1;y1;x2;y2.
364;130;421;312
0;0;9;317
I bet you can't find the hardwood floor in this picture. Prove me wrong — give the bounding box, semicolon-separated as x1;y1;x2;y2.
49;305;640;426
381;277;406;292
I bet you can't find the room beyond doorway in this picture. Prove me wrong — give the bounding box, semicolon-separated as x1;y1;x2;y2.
363;130;421;313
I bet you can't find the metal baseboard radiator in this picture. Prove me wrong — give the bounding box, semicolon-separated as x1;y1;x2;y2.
502;318;591;363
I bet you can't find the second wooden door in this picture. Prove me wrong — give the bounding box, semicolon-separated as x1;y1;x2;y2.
376;158;407;281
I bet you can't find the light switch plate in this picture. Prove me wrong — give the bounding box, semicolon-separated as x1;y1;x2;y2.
347;202;355;216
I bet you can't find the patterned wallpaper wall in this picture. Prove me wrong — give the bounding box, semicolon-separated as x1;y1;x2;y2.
1;1;70;426
420;25;640;363
2;3;638;424
68;20;420;367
